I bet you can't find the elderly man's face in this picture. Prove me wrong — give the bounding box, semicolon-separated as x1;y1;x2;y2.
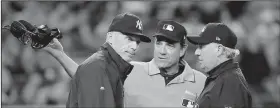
195;43;219;73
154;36;183;69
110;32;141;62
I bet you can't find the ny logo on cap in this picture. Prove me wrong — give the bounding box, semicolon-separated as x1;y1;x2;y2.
163;24;174;31
136;20;143;30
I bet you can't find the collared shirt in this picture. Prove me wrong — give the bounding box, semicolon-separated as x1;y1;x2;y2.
123;59;206;107
160;63;185;85
197;59;252;108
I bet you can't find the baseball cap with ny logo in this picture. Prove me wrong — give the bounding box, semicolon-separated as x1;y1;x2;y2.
108;13;151;42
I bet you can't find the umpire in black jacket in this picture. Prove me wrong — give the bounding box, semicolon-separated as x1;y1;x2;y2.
187;23;252;108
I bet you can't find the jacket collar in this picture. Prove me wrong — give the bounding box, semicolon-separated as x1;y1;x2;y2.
207;59;239;79
101;43;134;76
147;59;196;84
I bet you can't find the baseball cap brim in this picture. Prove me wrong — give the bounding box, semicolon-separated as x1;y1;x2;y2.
187;36;212;45
152;33;179;42
123;32;151;43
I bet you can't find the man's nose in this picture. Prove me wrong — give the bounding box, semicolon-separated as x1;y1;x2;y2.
130;41;138;51
195;48;201;56
159;45;167;55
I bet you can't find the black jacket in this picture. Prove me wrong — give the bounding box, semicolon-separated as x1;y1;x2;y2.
66;43;133;108
197;59;252;108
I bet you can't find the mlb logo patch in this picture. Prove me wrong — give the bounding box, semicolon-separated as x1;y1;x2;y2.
163;24;174;31
182;99;199;108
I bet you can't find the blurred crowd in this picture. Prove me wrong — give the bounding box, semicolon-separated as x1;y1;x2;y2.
1;1;280;107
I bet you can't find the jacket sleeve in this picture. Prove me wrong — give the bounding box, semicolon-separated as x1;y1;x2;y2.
66;71;79;108
208;76;252;108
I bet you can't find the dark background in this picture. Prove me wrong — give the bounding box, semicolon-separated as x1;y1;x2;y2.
1;1;279;108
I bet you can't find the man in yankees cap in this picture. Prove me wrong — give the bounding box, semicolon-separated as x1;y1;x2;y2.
43;13;151;108
187;23;252;108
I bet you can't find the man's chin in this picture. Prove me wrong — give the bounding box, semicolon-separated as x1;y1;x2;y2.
125;58;133;62
121;56;132;62
201;67;211;73
198;65;207;73
155;63;169;69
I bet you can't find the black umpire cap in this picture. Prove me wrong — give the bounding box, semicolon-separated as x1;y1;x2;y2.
153;20;187;42
108;13;151;43
187;23;237;49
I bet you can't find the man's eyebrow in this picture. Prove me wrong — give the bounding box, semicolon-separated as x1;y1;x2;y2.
127;36;132;39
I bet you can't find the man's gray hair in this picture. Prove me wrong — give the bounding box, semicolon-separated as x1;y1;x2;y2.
221;45;240;59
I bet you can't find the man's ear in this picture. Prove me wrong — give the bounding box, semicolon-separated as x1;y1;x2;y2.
217;44;224;57
180;44;188;58
106;32;113;43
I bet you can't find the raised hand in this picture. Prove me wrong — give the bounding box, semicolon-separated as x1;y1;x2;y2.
42;38;64;55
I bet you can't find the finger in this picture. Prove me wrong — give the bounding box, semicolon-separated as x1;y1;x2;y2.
49;39;55;46
52;38;59;43
48;38;58;46
44;41;53;47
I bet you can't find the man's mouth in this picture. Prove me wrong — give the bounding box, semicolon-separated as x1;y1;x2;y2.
158;57;167;60
125;51;135;56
